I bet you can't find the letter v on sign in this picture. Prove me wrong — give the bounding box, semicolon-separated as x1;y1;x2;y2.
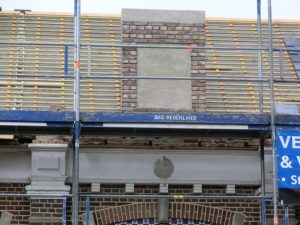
279;135;291;148
297;156;300;165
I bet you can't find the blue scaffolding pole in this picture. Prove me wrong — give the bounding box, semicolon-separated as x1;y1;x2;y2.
72;0;81;225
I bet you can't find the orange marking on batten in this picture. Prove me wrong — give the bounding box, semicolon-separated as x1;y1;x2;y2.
187;44;194;52
75;60;81;68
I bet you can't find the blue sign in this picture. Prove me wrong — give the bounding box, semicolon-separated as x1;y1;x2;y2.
277;130;300;188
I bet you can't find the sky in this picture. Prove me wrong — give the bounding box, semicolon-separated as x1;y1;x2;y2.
0;0;299;20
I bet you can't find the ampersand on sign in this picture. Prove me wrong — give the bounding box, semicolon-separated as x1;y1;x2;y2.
280;155;292;168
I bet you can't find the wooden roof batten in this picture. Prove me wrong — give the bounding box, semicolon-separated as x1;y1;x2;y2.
0;11;121;112
0;12;300;113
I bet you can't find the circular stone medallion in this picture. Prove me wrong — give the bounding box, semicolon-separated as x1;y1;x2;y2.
154;156;174;178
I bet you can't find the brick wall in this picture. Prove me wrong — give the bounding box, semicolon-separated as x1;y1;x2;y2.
75;184;267;225
30;199;65;225
75;184;299;225
79;136;260;150
93;203;239;225
0;183;297;225
122;20;206;112
0;184;66;225
0;184;30;225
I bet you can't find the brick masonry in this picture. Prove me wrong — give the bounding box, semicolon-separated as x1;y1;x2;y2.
121;20;206;112
79;136;260;150
0;184;65;225
0;183;298;225
93;203;239;225
30;199;64;225
75;184;293;225
0;184;30;225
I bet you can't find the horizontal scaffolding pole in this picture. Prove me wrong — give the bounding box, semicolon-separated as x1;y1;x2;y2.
0;74;269;82
81;76;268;82
1;73;300;83
0;41;74;47
79;194;272;200
0;192;271;200
0;193;72;197
78;76;300;84
0;74;74;79
0;41;298;52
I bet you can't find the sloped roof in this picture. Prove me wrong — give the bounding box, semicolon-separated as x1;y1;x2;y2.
0;12;121;111
206;19;300;113
0;12;300;113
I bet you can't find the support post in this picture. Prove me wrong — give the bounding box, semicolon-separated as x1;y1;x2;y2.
257;0;264;113
260;137;267;225
72;121;80;225
158;197;169;224
64;45;69;75
72;0;81;225
267;0;279;224
86;195;90;225
284;205;289;225
62;197;67;225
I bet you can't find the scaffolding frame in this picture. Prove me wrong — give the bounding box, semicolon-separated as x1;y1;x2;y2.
73;0;278;224
0;0;296;224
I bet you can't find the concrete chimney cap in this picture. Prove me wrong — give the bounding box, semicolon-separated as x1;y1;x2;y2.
122;8;205;24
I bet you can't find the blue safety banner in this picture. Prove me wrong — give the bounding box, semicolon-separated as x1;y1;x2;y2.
276;130;300;205
277;130;300;188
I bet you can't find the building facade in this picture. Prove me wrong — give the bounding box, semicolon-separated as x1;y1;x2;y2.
0;8;300;225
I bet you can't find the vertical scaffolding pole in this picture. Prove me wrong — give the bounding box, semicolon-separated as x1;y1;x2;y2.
64;45;69;76
284;205;289;225
62;197;67;225
86;195;90;225
72;0;81;225
257;0;263;113
260;137;267;225
267;0;279;224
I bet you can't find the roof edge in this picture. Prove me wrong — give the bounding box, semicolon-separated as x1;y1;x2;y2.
0;11;121;18
1;11;299;23
207;17;300;23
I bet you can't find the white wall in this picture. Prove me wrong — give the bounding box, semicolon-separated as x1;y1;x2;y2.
0;146;270;186
67;149;262;185
0;147;31;183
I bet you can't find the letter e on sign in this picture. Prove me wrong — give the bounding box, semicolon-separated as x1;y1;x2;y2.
292;136;300;149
